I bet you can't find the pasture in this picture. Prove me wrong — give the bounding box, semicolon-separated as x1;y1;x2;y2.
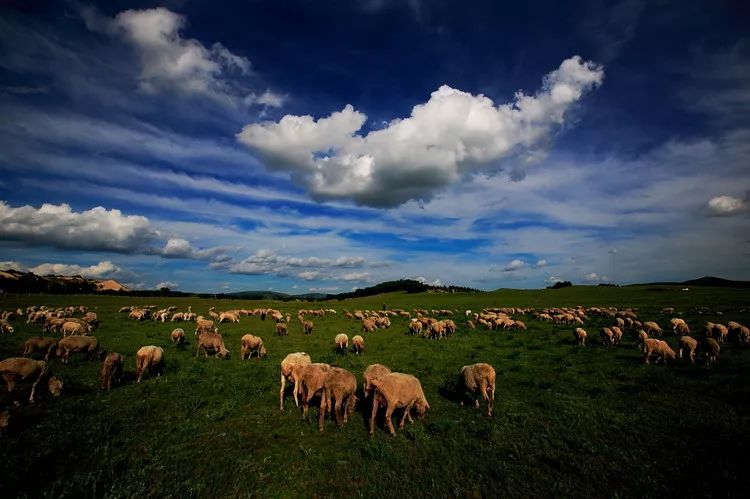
1;285;749;498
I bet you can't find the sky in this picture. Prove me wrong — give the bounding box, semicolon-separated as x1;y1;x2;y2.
0;0;749;293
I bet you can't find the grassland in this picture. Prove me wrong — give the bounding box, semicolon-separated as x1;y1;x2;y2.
1;285;749;498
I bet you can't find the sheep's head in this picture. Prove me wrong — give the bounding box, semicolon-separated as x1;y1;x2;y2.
218;348;230;359
259;346;268;358
7;325;14;334
48;376;63;396
415;399;430;419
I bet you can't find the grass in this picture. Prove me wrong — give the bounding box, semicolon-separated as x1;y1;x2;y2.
1;285;749;497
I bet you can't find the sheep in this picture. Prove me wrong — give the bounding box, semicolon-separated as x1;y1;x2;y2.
280;352;312;410
0;319;14;334
636;330;649;352
170;328;185;345
195;319;217;336
362;318;377;333
196;331;230;359
240;334;267;360
643;338;676;365
100;352;124;390
296;363;333;419
57;336;104;364
335;333;349;353
610;326;623;345
351;335;365;354
459;363;496;416
615;318;625;328
600;327;614;347
135;346;165;382
320;367;357;430
427;321;446;340
23;336;58;361
219;311;240;324
369;373;429;436
643;321;664;336
275;322;288;336
670;318;690;335
701;338;720;366
0;358;63;403
302;320;314;335
467;320;476;330
61;321;88;337
363;364;392;398
408;319;423;335
574;328;587;346
678;336;698;365
511;320;527;332
713;324;729;343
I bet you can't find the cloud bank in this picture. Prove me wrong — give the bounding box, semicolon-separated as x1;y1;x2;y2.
237;56;604;207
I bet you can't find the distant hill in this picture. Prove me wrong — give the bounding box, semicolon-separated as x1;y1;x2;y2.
329;279;481;300
226;290;293;300
0;269;128;294
633;276;750;288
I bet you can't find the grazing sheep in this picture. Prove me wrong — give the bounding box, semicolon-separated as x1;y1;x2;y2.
643;338;676;365
369;373;430;436
23;336;58;361
296;363;333;419
615;318;625;328
574;328;587;346
636;330;649;352
0;319;14;334
351;335;365;354
610;326;623;345
670;318;690;335
275;323;288;336
738;325;750;345
171;328;185;345
643;321;664;336
678;336;698;365
600;328;614;347
408;319;423;335
467;320;476;330
280;352;312;410
444;319;457;336
459;363;496;416
0;358;63;402
320;367;357;430
135;346;165;382
335;333;349;353
362;318;377;333
701;338;720;366
195;319;217;336
219;311;240;324
240;334;267;360
511;320;527;332
713;324;729;343
57;336;104;364
61;321;88;337
196;332;230;359
363;364;392;398
100;352;124;390
302;320;314;335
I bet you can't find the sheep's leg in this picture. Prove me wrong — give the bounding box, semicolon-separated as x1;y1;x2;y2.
384;405;396;435
334;397;344;426
279;375;286;411
29;372;43;403
399;403;413;429
293;378;301;407
486;386;494;416
318;391;327;431
369;398;379;435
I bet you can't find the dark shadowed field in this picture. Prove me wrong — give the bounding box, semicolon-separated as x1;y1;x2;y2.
1;285;749;497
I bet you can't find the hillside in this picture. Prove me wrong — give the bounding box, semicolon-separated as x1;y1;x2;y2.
0;269;127;294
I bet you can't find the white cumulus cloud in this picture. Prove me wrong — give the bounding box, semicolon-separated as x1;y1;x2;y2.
156;281;179;289
156;238;230;262
583;272;608;283
707;194;748;216
0;200;155;252
503;259;527;272
30;260;122;279
237;56;604;207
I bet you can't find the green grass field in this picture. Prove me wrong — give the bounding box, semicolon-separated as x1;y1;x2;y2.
1;286;749;498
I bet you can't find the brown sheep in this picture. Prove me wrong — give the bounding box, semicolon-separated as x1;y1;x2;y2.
0;358;63;402
320;367;357;431
574;328;587;346
643;321;664;337
678;336;698;365
302;320;314;335
135;346;165;382
369;373;429;436
363;364;391;398
334;333;349;353
351;335;365;354
196;332;230;358
444;319;457;336
62;321;88;337
280;352;312;410
100;352;124;390
670;318;690;336
170;328;185;344
511;320;527;332
636;330;649;352
408;319;423;335
275;322;288;336
701;338;720;366
240;334;267;360
362;318;377;333
57;336;103;364
610;326;623;345
643;338;676;365
459;363;496;416
467;320;476;330
713;324;729;343
195;319;217;336
296;363;333;419
600;328;614;347
23;336;58;361
0;319;14;334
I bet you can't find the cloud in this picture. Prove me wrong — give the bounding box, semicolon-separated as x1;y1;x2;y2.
156;281;178;289
340;272;371;282
155;238;231;262
224;249;370;281
503;259;527;272
85;7;269;106
0;261;26;272
413;276;443;286
237;56;604;207
533;259;548;268
545;275;564;284
0;200;156;252
251;89;286;108
30;260;122;279
582;272;608;283
308;286;340;292
707;194;748;216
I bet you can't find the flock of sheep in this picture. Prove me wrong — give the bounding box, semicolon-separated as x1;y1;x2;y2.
0;302;748;435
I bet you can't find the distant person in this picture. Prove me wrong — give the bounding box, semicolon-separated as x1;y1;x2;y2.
382;303;386;311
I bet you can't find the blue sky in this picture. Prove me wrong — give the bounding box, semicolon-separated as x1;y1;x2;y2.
1;0;749;292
